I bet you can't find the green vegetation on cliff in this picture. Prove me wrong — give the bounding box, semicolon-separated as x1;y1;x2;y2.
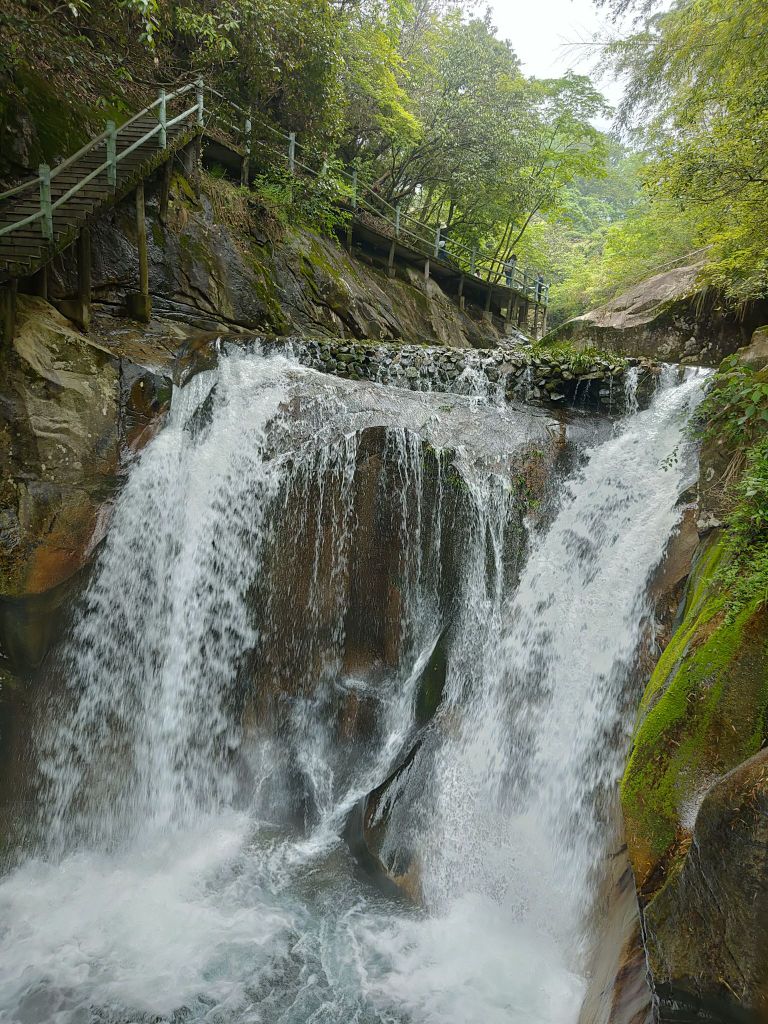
622;534;768;885
696;357;768;618
606;0;768;305
622;350;768;890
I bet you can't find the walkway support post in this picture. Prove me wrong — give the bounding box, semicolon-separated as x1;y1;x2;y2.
59;227;91;331
457;274;465;311
505;294;517;334
158;87;167;149
483;285;493;322
76;227;92;331
196;79;204;125
519;271;530;329
35;264;49;301
39;164;53;241
1;281;17;348
106;120;117;187
241;117;252;186
127;180;151;323
351;169;358;210
395;205;401;238
288;133;296;174
159;157;172;224
388;239;396;279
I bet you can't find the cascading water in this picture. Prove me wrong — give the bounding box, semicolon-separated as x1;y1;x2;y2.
0;348;705;1024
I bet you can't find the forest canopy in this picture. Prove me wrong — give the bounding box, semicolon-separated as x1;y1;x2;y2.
2;0;765;326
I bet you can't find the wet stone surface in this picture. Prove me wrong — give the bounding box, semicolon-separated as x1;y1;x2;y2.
274;336;664;414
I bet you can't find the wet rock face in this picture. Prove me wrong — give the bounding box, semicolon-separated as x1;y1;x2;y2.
735;325;768;371
622;528;768;1022
622;533;768;893
554;266;768;367
47;173;508;349
240;427;479;738
645;749;768;1021
0;296;172;677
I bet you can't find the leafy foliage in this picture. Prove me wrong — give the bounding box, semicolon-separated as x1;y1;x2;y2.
604;0;768;304
2;0;612;258
693;357;768;619
718;437;768;618
251;166;352;236
696;357;768;447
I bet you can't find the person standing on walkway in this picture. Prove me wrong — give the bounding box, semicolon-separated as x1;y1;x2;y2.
504;254;517;287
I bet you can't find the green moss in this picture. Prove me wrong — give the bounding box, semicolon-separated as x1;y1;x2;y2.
303;237;347;284
445;463;470;495
241;246;291;334
638;538;728;712
621;532;768;876
13;68;93;164
151;222;165;249
171;171;198;204
178;232;218;276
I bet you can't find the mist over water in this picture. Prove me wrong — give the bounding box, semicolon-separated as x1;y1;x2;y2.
0;350;705;1024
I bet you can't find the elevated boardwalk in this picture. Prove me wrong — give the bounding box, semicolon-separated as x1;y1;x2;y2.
0;81;549;343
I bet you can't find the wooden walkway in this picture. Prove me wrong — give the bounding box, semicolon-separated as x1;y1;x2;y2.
0;80;549;341
0;86;202;283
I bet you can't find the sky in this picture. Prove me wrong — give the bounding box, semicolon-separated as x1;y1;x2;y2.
486;0;624;114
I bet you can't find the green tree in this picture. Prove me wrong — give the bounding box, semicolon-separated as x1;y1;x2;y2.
607;0;768;302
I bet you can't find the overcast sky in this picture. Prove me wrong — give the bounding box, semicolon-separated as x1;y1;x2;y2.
485;0;623;115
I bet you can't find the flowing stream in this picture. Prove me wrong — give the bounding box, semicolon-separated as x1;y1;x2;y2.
0;350;705;1024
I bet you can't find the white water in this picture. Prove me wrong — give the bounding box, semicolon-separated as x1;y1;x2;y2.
0;351;704;1024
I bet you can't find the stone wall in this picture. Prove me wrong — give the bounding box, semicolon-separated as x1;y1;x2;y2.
285;336;659;412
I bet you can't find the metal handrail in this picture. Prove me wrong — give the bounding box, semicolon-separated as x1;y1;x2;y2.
0;76;548;304
225;99;547;301
0;86;202;240
206;88;546;299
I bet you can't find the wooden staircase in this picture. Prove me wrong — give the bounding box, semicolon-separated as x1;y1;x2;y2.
0;88;203;284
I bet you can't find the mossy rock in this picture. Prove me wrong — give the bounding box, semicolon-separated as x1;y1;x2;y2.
621;532;768;891
5;68;94;170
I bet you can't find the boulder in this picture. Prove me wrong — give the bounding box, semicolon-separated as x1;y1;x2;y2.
554;265;768;367
736;325;768;371
644;748;768;1020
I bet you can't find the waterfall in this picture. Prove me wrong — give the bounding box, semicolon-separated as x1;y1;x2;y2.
0;349;704;1024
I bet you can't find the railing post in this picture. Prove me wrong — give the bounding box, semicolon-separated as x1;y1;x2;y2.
395;204;401;238
434;224;441;259
351;169;358;210
158;87;167;149
470;248;476;276
288;132;296;174
106;120;117;188
196;78;204;125
39;164;53;241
